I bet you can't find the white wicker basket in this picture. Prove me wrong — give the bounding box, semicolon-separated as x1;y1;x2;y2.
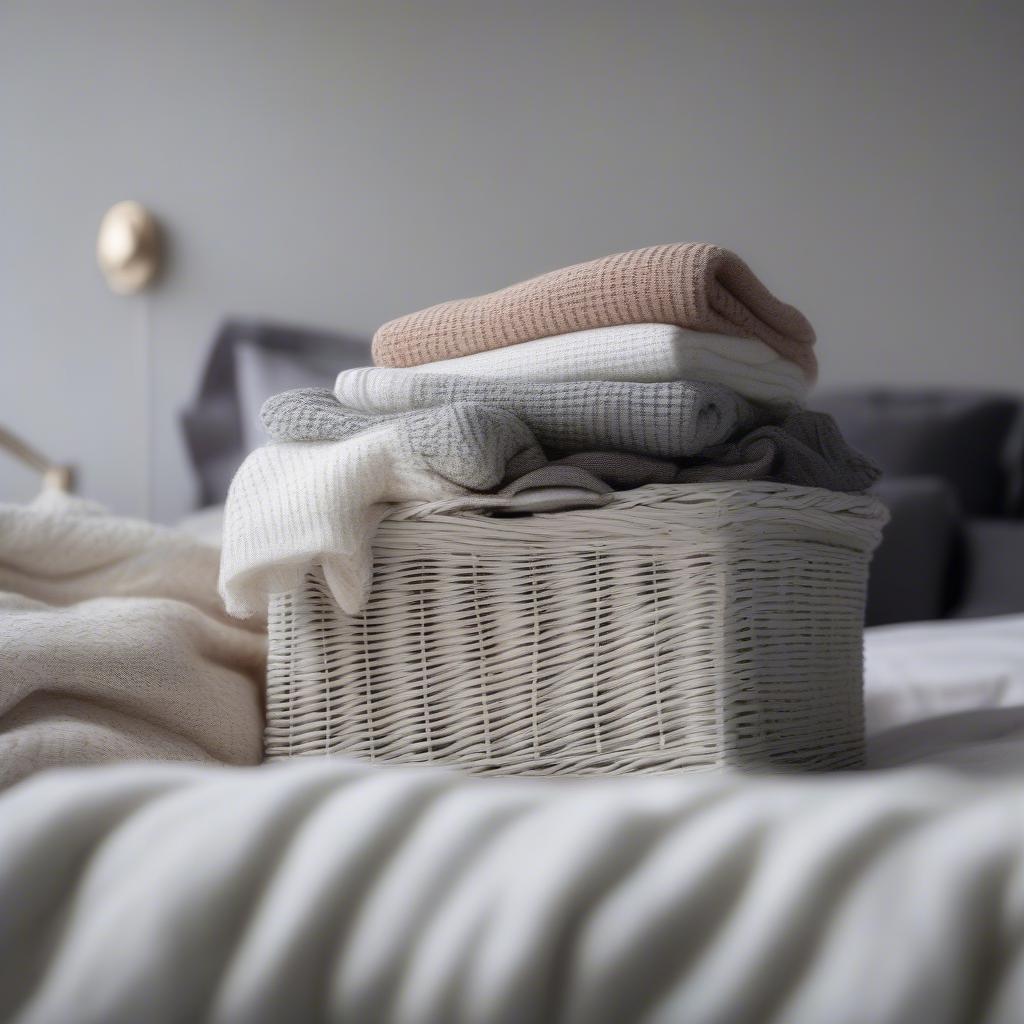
266;483;887;775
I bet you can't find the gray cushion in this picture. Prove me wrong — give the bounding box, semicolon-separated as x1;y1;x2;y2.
953;520;1024;619
866;476;962;626
181;319;370;506
234;340;362;455
815;390;1022;516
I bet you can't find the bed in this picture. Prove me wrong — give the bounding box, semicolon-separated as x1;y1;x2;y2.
4;331;1024;1023
3;490;1024;1023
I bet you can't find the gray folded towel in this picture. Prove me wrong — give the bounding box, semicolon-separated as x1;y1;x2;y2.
333;369;766;459
264;390;878;499
261;387;556;491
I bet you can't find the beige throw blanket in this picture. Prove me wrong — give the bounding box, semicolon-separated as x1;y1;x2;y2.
372;243;817;378
0;492;265;787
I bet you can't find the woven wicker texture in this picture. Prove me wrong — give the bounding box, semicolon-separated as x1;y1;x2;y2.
266;483;887;775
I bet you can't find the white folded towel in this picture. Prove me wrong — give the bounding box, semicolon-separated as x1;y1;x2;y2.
398;324;810;405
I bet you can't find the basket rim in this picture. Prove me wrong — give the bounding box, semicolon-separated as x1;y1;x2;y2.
387;480;889;525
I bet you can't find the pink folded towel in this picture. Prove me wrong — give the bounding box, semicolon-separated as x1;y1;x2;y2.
372;243;817;379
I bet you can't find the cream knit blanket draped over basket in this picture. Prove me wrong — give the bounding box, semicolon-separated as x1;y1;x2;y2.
266;483;887;775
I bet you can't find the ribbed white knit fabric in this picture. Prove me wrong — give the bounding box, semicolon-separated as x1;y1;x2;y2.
396;324;810;405
218;432;608;618
219;430;466;618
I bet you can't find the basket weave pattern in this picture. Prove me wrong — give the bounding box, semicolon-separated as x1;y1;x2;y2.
266;483;886;775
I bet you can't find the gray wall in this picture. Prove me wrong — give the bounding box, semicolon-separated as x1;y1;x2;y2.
2;0;1022;521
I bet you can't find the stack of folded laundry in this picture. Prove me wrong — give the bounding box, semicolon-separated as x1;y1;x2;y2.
219;243;879;619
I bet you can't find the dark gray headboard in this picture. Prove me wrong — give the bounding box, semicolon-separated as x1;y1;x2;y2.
816;388;1024;625
181;318;369;507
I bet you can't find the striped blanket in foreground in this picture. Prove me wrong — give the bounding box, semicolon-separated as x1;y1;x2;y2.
2;759;1023;1024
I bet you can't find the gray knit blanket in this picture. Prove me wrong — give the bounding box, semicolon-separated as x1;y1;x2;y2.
263;388;879;494
556;413;880;493
332;370;765;459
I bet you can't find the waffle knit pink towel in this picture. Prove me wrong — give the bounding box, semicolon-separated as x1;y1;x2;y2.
372;243;817;379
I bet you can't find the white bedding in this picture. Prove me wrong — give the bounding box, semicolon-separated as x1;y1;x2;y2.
868;706;1024;775
864;614;1024;734
3;758;1024;1024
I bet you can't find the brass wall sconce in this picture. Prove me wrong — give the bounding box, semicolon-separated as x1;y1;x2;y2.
96;200;162;295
